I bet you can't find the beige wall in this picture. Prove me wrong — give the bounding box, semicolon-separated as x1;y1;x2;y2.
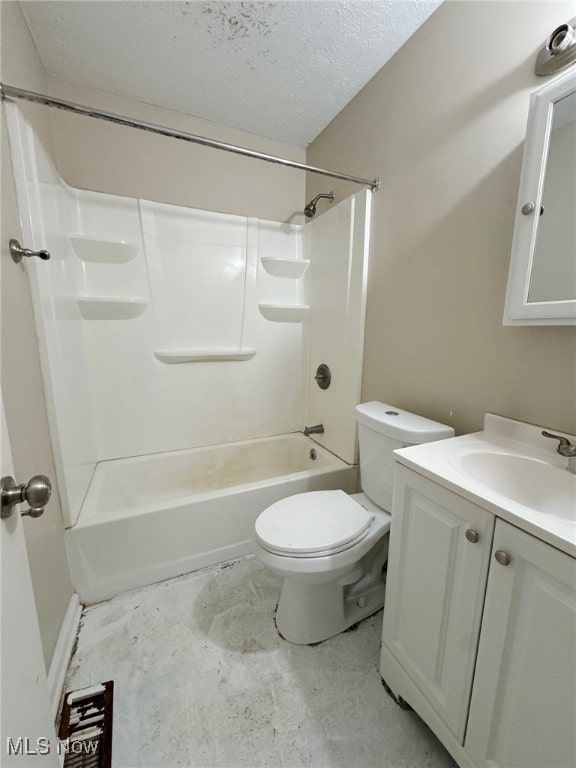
0;0;74;669
307;0;576;436
47;79;306;222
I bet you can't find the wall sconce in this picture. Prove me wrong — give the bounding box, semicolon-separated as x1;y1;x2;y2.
536;17;576;75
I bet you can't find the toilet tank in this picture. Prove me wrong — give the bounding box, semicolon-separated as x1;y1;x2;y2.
355;402;454;511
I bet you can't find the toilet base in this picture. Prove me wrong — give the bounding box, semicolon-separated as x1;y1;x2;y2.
274;534;389;645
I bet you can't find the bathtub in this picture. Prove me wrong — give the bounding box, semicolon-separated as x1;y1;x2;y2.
65;433;356;604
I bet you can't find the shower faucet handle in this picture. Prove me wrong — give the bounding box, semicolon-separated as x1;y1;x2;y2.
9;238;50;263
314;364;331;390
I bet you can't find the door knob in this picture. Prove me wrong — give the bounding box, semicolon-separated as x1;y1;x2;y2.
465;529;479;543
1;475;51;519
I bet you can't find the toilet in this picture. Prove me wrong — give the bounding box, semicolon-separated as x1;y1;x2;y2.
253;401;455;644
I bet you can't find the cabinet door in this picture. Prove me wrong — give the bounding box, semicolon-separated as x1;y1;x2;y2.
465;520;576;768
381;465;494;741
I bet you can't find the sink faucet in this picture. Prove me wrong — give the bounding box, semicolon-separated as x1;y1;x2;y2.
304;424;324;436
542;431;576;474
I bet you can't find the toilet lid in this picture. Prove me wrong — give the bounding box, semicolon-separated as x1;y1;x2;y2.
255;490;373;556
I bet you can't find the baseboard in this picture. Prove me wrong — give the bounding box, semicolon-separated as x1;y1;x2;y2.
47;592;82;721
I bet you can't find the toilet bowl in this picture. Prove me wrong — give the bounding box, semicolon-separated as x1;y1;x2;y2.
253;402;454;645
254;490;390;644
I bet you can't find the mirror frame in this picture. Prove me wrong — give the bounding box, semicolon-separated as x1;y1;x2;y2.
503;68;576;326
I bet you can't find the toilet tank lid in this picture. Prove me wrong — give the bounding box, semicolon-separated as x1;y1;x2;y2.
355;402;455;443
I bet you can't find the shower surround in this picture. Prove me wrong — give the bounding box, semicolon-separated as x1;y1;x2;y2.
6;104;371;602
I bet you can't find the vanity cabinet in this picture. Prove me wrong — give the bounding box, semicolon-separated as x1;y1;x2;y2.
381;465;576;768
381;466;494;742
465;519;576;768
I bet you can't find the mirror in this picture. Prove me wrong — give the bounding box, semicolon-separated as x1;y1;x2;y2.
528;90;576;303
504;69;576;325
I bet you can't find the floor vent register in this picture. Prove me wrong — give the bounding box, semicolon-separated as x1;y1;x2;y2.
58;681;113;768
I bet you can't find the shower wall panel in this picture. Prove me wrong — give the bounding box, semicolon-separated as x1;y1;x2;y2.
81;200;306;462
306;191;371;464
141;202;251;351
5;103;98;527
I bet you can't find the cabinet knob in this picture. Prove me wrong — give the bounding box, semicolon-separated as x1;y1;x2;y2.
494;550;511;566
465;529;479;543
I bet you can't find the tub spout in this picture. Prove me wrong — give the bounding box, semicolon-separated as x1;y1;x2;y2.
304;424;324;436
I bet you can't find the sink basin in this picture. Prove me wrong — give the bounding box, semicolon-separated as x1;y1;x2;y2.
459;451;576;522
394;414;576;555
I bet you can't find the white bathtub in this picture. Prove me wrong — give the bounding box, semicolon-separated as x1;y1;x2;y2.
65;433;356;604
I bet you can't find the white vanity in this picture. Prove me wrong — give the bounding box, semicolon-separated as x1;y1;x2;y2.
380;415;576;768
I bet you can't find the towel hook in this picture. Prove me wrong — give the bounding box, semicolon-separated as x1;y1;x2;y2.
9;238;50;263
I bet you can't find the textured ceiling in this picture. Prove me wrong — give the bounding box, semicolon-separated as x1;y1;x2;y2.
20;1;442;147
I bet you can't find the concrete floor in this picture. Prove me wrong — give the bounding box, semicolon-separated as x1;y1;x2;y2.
65;556;457;768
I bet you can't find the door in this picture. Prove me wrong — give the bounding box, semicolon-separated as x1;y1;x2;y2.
381;465;494;741
465;519;576;768
0;395;59;766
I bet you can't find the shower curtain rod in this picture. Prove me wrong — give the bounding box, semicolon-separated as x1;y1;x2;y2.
0;83;380;192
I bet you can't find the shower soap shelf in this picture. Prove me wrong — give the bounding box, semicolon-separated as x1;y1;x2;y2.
260;257;309;279
76;296;148;320
71;235;139;263
154;348;257;363
258;304;309;323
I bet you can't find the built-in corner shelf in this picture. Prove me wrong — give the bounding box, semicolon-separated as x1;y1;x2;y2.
154;348;257;364
71;235;139;263
258;304;309;323
76;296;148;320
260;257;309;279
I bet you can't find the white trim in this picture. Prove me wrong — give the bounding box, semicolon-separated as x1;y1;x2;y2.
47;593;82;721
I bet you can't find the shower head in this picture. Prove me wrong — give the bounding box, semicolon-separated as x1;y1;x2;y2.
304;192;335;218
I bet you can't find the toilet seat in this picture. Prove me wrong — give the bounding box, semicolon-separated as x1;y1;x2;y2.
255;490;374;558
